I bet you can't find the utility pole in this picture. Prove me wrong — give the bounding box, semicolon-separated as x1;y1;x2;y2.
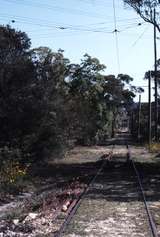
154;8;158;142
130;111;134;135
138;94;141;141
148;71;152;149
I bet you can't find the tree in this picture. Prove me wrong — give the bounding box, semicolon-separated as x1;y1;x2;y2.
68;53;140;142
0;25;34;145
0;26;70;161
29;47;70;158
67;54;107;144
0;24;144;164
103;74;138;137
124;0;160;31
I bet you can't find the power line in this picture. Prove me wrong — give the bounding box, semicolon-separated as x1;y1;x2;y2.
113;0;117;31
121;22;146;32
0;10;149;43
0;14;145;35
113;0;120;74
3;0;108;19
77;0;120;8
0;0;139;23
0;16;111;33
2;0;144;27
131;26;149;47
0;13;139;27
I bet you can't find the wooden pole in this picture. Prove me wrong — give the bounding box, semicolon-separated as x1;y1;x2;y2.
154;8;158;141
148;71;152;149
138;94;141;141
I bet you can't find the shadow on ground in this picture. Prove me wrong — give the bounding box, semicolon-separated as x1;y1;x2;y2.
31;154;160;203
29;133;160;203
86;159;160;202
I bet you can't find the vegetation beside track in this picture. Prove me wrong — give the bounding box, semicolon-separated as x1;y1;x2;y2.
0;24;142;195
0;146;110;236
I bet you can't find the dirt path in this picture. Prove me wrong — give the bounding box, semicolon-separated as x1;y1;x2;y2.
63;146;152;237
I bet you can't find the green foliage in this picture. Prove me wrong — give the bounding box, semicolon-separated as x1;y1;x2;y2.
0;149;28;194
68;58;137;143
0;26;69;161
0;24;140;172
67;54;107;144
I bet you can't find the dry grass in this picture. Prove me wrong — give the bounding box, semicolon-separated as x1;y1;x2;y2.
149;143;160;153
49;146;112;165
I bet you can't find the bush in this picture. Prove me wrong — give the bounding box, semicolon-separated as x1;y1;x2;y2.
149;143;160;153
0;148;29;193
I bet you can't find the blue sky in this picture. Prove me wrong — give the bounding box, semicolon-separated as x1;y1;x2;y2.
0;0;159;102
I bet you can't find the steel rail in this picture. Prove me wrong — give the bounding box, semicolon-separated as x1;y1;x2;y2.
127;145;158;237
54;146;114;237
55;143;157;237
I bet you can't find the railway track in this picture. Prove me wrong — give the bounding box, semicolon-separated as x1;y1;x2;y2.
127;145;158;237
54;143;159;237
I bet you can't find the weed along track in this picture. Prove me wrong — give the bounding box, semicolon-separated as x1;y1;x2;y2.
54;147;114;237
0;143;158;236
128;146;158;237
55;144;157;237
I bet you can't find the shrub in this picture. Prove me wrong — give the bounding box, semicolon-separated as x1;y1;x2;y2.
0;148;29;193
149;143;160;153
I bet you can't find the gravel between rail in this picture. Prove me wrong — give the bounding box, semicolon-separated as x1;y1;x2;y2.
1;144;160;236
62;145;153;237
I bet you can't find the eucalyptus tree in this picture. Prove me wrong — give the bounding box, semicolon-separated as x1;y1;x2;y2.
124;0;160;31
0;25;35;146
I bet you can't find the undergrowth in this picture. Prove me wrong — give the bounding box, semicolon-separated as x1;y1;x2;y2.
149;143;160;153
0;160;29;194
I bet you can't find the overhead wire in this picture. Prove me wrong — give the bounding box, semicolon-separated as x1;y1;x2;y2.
113;0;120;74
0;2;151;42
120;22;145;32
1;0;145;34
76;0;120;8
2;0;143;24
0;0;155;91
0;13;145;36
120;25;152;69
0;15;111;33
131;26;150;47
2;0;108;19
0;13;142;29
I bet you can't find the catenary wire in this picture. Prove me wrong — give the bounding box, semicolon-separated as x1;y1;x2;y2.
2;0;110;19
113;0;120;74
